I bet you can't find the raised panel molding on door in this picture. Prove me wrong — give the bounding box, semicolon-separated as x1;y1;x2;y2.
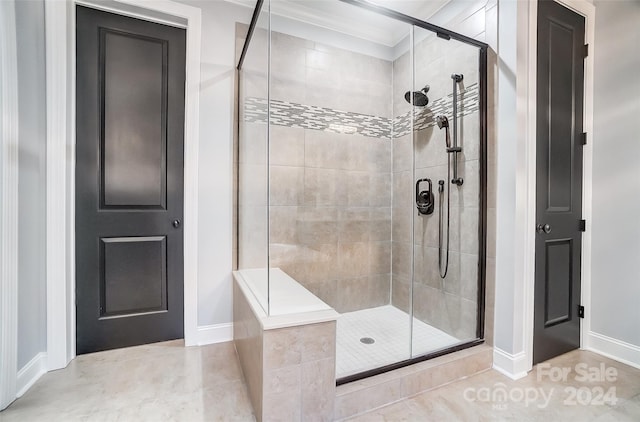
533;0;585;365
100;29;169;209
544;238;573;327
100;237;168;318
76;6;185;354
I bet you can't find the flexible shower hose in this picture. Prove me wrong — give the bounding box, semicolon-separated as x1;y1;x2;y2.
438;159;451;279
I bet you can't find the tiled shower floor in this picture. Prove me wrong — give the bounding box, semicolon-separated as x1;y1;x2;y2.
336;305;460;378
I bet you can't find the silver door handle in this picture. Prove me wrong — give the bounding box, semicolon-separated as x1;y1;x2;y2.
536;223;551;234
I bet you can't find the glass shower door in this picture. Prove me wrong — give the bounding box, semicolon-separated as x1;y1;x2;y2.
411;26;484;358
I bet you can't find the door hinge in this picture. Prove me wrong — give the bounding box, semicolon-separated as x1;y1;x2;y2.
583;44;589;58
578;305;585;318
581;132;587;145
579;219;586;232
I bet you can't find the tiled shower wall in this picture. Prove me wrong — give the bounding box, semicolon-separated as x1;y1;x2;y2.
238;12;496;342
391;33;481;341
265;32;394;313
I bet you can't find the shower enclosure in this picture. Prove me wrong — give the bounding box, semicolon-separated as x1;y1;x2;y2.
237;0;487;383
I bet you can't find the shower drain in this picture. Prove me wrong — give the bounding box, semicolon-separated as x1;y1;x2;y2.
360;337;375;345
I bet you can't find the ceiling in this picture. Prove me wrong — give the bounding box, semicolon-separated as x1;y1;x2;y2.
227;0;450;47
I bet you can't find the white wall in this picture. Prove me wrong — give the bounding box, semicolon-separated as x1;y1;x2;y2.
589;0;640;364
492;0;539;379
493;0;519;358
488;0;538;379
175;0;251;328
15;0;47;370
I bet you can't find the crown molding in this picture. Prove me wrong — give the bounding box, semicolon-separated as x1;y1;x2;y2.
224;0;448;47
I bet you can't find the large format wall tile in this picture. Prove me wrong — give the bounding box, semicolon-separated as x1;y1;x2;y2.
233;282;264;419
234;277;337;422
262;322;337;421
241;27;490;341
261;32;397;312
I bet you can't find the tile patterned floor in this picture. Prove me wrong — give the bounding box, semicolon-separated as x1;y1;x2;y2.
1;340;639;421
336;305;459;378
0;341;255;421
346;350;640;422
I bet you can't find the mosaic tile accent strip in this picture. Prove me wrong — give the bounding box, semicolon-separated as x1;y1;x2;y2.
393;82;480;138
244;97;392;139
242;82;479;140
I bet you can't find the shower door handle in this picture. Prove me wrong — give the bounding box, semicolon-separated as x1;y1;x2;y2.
536;223;551;234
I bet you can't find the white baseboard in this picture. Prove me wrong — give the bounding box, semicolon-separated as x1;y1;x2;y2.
493;347;529;380
197;323;233;346
585;331;640;370
16;352;47;398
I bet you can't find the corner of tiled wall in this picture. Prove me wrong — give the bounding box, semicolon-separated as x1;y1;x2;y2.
265;32;395;314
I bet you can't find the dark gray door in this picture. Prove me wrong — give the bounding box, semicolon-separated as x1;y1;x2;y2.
534;0;585;364
76;6;186;354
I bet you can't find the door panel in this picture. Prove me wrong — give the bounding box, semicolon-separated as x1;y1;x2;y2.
547;21;575;212
101;236;167;317
544;239;572;326
76;6;186;354
534;0;585;364
102;30;167;208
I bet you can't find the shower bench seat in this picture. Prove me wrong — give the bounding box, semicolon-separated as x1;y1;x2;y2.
233;268;339;421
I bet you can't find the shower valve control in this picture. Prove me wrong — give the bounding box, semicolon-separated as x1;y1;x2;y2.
416;178;435;215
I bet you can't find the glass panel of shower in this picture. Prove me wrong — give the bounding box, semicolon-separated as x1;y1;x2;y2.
237;0;487;384
266;1;414;377
237;1;270;314
409;27;485;361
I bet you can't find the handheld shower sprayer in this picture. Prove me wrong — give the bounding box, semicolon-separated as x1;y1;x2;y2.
435;115;448;129
435;115;451;149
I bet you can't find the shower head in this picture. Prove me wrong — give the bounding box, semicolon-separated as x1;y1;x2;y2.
404;85;430;107
436;115;449;129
